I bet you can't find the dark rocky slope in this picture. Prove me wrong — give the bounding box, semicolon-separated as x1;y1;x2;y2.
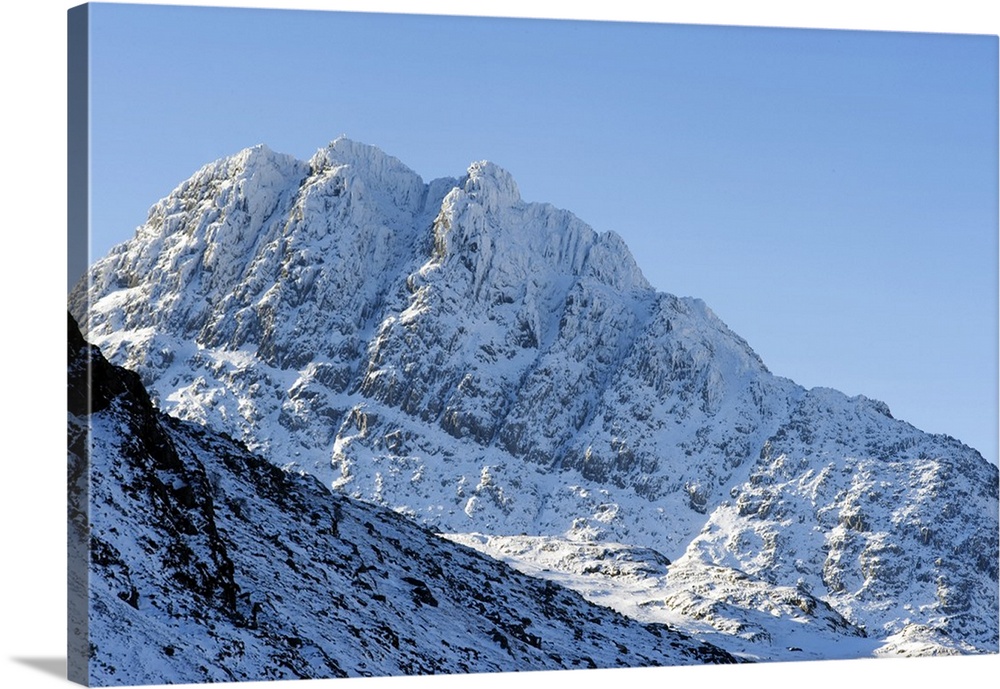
68;313;734;686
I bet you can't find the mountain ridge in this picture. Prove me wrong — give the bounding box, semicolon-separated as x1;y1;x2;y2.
70;137;998;659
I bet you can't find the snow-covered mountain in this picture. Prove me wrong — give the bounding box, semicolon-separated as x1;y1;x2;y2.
69;313;735;685
70;137;998;660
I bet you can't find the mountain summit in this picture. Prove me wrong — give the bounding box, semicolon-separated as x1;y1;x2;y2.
71;138;998;659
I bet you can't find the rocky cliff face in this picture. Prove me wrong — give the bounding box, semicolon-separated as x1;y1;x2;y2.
70;137;998;659
68;313;734;686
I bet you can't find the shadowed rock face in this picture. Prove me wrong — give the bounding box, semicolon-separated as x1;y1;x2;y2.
68;313;735;686
71;138;998;658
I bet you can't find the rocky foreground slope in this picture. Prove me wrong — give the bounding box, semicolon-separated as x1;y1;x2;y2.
70;138;998;659
69;314;734;685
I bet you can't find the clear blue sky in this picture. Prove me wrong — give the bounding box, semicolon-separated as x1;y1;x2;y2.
82;2;997;465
